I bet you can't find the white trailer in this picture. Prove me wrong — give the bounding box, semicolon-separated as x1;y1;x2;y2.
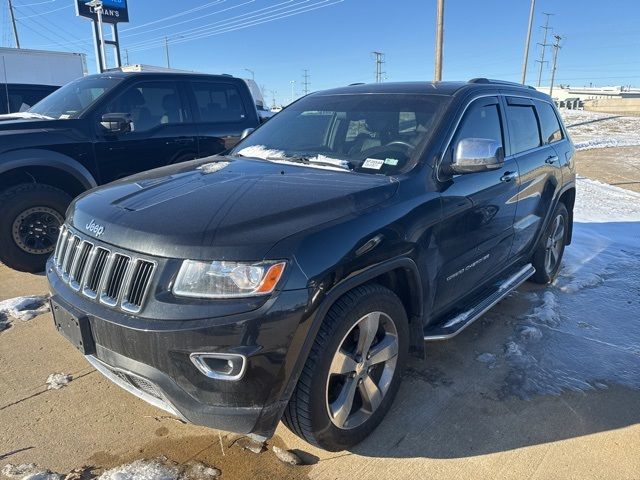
0;47;86;113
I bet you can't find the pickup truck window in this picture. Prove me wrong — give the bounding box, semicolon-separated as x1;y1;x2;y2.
231;93;449;175
507;105;542;153
191;82;247;123
28;76;122;119
535;101;563;144
102;81;186;132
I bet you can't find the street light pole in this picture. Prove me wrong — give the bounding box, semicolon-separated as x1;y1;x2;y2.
244;68;255;80
434;0;445;81
290;80;296;103
164;36;170;68
521;0;536;84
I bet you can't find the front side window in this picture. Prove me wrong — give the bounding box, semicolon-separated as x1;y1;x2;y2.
102;81;186;132
28;76;122;119
230;93;450;175
535;101;563;144
454;101;503;147
507;105;541;153
191;82;247;123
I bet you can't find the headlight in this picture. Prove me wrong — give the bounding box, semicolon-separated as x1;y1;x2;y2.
172;260;286;299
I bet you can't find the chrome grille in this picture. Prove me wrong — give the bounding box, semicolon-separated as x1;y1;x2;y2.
53;225;155;313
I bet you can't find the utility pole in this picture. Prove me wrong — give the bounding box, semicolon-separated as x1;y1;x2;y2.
302;69;310;95
549;34;562;97
434;0;444;81
290;80;296;103
535;12;554;87
521;0;535;84
164;36;170;68
125;49;129;65
373;51;385;83
8;0;20;48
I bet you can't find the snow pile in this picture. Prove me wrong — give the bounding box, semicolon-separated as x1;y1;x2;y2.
1;463;62;480
236;145;350;171
198;162;230;174
503;176;640;398
97;459;180;480
0;295;50;331
560;109;640;151
46;373;72;390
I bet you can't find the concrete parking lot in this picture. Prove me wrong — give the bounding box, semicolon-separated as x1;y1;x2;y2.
1;147;640;480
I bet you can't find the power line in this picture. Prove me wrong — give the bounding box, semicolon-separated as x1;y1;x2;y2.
535;12;553;87
126;0;344;53
120;0;227;32
14;3;71;18
302;68;310;95
372;51;385;83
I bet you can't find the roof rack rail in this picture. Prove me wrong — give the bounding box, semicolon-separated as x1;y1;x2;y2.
349;82;365;86
468;78;536;90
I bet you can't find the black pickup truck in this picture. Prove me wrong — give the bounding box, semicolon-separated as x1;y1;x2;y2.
0;71;260;272
47;79;575;451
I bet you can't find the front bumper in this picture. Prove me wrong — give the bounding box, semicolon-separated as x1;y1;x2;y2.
47;258;311;437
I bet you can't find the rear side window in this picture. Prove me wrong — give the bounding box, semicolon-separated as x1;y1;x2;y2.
191;82;247;123
507;105;541;153
535;101;563;144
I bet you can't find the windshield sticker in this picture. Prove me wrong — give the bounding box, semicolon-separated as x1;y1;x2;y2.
362;158;384;170
384;158;399;166
59;114;71;119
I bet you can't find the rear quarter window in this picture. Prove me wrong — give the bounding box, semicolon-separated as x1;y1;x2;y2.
507;104;541;154
535;101;563;144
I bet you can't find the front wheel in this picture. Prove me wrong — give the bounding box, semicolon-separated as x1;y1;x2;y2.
530;202;569;284
283;284;408;451
0;183;71;272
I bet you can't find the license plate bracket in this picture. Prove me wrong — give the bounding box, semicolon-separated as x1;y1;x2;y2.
51;299;95;355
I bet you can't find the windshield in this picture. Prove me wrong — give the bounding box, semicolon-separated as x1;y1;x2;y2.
28;76;123;120
231;93;450;175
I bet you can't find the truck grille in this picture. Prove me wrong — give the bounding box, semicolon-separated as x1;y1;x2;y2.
53;225;156;313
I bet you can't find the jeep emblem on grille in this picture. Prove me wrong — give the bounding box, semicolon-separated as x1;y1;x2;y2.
85;219;105;237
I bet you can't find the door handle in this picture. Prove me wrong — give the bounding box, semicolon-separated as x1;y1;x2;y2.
545;155;559;164
166;137;195;145
500;171;518;182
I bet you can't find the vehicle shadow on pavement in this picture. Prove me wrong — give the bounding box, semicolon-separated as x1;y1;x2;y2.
353;221;640;459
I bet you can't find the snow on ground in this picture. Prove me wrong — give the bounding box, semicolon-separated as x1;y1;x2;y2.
560;109;640;151
501;176;640;398
0;295;50;331
1;463;61;480
45;373;72;390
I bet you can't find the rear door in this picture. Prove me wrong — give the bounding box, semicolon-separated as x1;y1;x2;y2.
434;96;519;313
506;96;563;258
93;79;198;183
188;80;259;157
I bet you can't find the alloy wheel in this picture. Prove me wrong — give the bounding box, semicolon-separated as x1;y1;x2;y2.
545;214;565;274
325;311;399;430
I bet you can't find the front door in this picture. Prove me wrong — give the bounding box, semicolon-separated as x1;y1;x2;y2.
93;80;198;183
434;96;519;314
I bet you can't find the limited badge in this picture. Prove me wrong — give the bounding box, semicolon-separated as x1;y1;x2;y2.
362;158;384;170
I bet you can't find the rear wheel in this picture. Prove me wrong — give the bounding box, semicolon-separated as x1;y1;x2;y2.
283;284;408;451
530;202;568;284
0;183;71;272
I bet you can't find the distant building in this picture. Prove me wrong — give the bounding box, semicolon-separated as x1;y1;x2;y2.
535;85;640;110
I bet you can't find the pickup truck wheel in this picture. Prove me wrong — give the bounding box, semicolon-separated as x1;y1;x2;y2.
283;284;408;451
0;183;71;273
530;202;568;284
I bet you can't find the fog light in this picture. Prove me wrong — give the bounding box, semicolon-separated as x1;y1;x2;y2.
190;353;246;381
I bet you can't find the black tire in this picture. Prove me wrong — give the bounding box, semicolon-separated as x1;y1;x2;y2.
283;283;409;451
530;202;569;284
0;183;71;273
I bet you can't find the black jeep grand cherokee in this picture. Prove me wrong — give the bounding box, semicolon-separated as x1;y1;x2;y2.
47;79;575;451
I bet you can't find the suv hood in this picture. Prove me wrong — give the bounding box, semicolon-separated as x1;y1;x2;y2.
68;157;398;260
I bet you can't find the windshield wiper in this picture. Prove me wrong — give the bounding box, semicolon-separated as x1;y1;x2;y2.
266;155;352;171
9;111;54;120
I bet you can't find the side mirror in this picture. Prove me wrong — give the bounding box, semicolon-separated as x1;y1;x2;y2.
451;138;504;174
240;127;255;140
100;113;132;134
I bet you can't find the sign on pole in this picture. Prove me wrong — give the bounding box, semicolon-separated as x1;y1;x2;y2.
75;0;129;24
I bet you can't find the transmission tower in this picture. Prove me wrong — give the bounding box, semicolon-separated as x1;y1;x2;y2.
535;12;554;87
302;69;311;95
373;51;385;83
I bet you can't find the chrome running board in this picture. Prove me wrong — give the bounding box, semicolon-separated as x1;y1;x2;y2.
423;264;535;341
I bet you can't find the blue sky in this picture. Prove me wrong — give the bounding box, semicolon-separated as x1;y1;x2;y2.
3;0;640;105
